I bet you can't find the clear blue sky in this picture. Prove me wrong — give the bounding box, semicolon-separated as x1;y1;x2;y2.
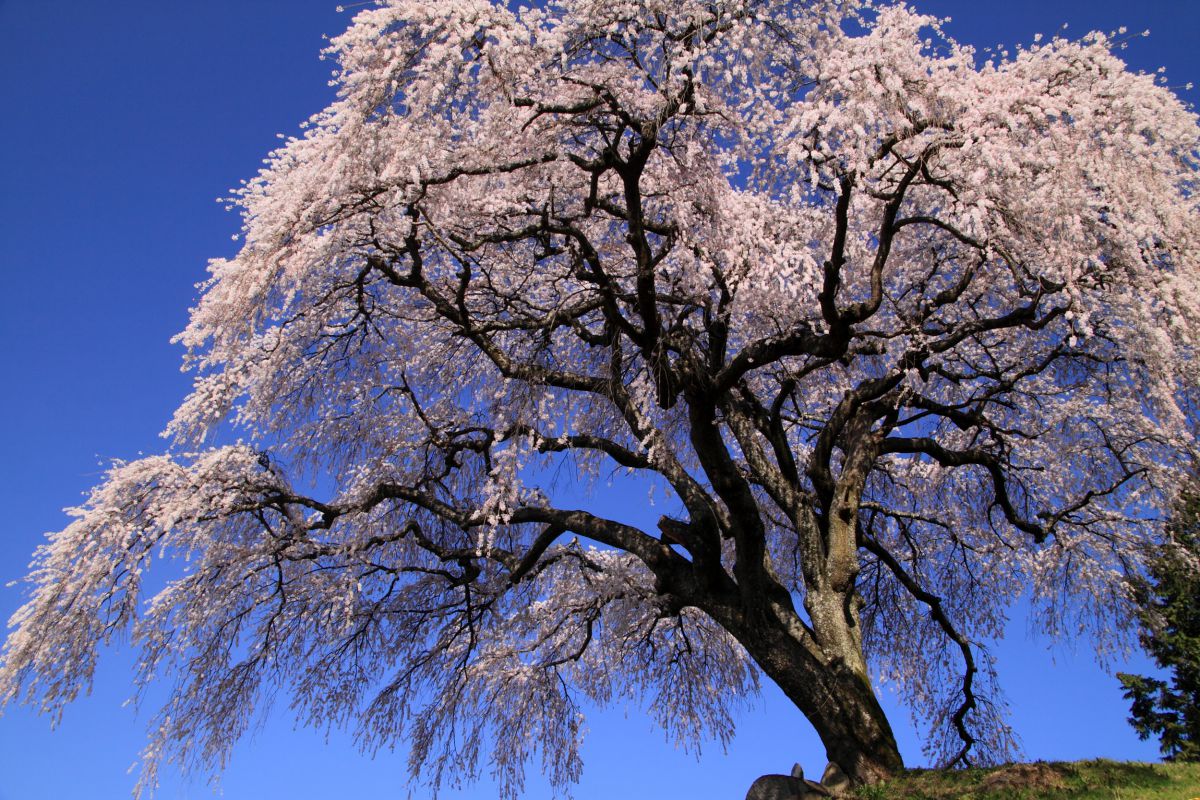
1;2;1197;798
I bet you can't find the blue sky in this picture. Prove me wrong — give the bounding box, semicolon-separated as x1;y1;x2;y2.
1;1;1197;798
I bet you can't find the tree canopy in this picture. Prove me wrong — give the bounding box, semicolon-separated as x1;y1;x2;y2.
2;0;1199;795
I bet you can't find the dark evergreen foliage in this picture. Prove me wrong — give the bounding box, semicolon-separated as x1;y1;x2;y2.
1118;487;1200;762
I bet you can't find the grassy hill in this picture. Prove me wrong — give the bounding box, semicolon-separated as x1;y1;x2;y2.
852;760;1200;800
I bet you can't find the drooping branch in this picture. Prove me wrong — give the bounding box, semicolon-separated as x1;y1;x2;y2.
859;523;981;767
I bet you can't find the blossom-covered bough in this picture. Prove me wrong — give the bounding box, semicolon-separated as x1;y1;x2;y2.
3;0;1199;795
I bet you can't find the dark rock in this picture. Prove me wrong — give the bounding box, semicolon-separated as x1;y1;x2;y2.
745;774;805;800
820;762;851;796
802;779;832;796
746;770;831;800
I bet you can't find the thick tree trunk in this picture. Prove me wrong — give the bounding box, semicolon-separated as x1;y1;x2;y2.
760;629;903;785
678;390;903;784
708;594;903;786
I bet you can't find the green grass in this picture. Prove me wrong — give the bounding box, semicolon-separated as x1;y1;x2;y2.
852;759;1200;800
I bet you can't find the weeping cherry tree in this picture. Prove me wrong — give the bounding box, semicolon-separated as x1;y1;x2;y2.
3;0;1200;795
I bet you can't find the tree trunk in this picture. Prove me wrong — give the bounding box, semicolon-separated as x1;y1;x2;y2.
768;635;903;785
709;594;903;786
